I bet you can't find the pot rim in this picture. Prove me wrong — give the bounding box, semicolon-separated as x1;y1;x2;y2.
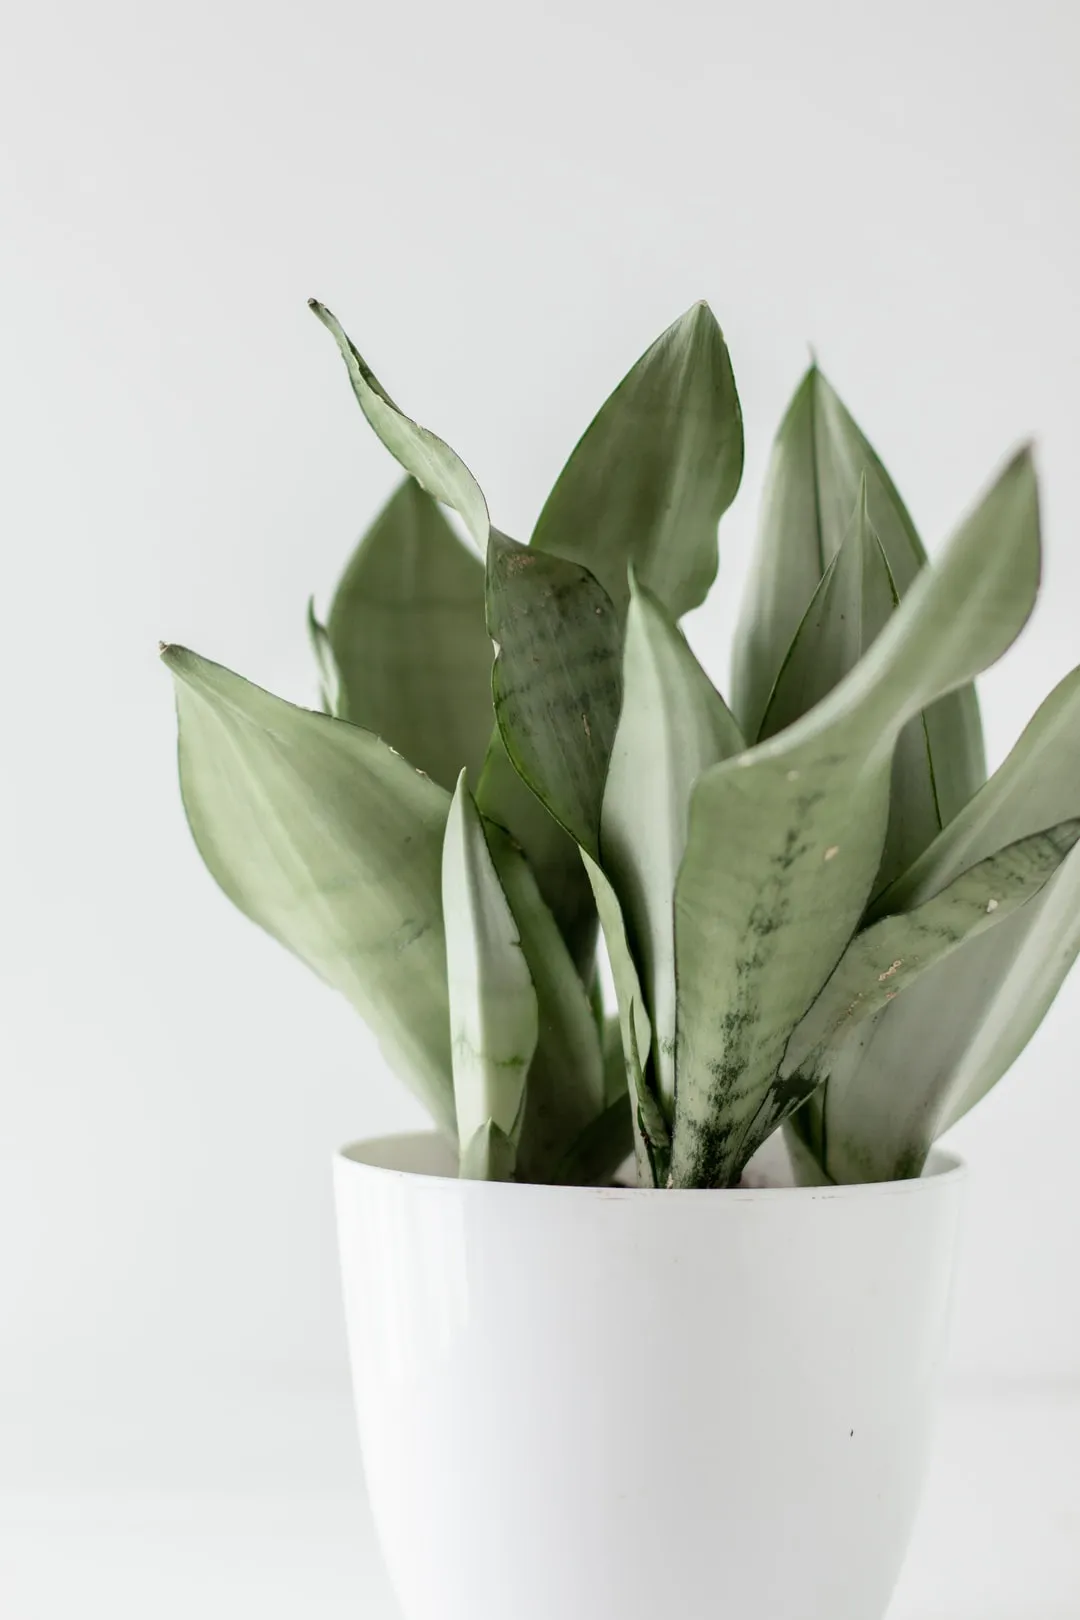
336;1131;966;1201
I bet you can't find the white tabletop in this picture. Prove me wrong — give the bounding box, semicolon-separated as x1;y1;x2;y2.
2;1370;1076;1618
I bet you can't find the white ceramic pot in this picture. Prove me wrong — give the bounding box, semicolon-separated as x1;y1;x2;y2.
335;1133;965;1620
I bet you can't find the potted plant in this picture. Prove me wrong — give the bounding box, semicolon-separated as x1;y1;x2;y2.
162;299;1079;1620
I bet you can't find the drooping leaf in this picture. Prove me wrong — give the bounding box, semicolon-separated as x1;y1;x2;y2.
460;1120;516;1182
583;854;664;1187
161;645;455;1133
672;447;1040;1187
766;819;1080;1151
442;772;537;1173
324;479;494;793
531;302;744;619
796;664;1080;1183
487;530;623;857
601;574;743;1116
306;598;343;715
489;823;605;1183
732;365;986;826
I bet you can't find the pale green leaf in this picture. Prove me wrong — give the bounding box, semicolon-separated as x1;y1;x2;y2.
732;365;985;824
442;772;537;1164
601;574;743;1116
672;448;1040;1187
583;854;665;1186
325;479;494;792
306;598;343;716
161;645;455;1134
768;819;1080;1151
311;301;599;977
799;664;1080;1182
309;301;489;550
759;480;954;892
460;1120;516;1182
531;302;743;619
487;531;622;856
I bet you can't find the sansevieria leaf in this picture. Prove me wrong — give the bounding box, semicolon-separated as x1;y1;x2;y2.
601;573;743;1116
487;531;623;857
489;825;605;1182
795;662;1080;1182
309;301;488;550
442;772;537;1177
672;448;1039;1187
732;366;986;843
476;733;598;975
771;819;1080;1152
306;599;342;716
759;479;950;892
162;645;455;1133
324;478;494;793
582;853;664;1186
311;299;601;975
532;302;744;619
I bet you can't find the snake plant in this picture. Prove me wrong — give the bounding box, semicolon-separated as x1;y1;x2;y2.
162;298;1080;1189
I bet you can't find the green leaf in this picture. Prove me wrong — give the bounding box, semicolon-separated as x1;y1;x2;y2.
460;1120;517;1182
442;773;537;1168
475;732;598;976
324;479;494;793
672;447;1040;1187
583;854;664;1187
549;1093;635;1187
601;574;743;1116
799;664;1080;1183
306;598;343;715
732;365;986;823
161;645;455;1134
769;819;1080;1150
487;531;623;857
489;824;605;1183
759;479;954;892
309;301;488;550
531;302;744;619
312;301;601;978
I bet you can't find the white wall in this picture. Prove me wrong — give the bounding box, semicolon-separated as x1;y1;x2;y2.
2;0;1078;1395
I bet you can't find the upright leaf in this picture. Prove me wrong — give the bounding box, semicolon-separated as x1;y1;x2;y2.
161;645;455;1133
583;854;664;1187
532;303;744;620
310;300;600;975
732;366;985;826
442;773;537;1175
306;599;343;715
325;479;494;793
759;480;948;892
489;825;605;1183
487;531;623;857
798;664;1080;1183
476;733;598;975
460;1121;516;1182
672;448;1040;1187
601;575;744;1116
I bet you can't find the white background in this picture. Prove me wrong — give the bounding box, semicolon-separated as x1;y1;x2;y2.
2;0;1078;1613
